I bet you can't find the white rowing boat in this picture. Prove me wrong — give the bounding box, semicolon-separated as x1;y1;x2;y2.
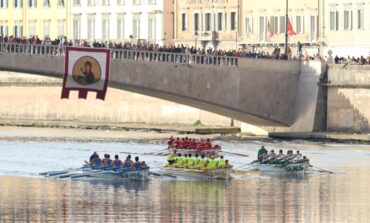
158;166;232;179
249;160;310;174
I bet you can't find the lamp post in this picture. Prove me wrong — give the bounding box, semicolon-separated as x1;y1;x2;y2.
194;31;199;50
284;0;289;59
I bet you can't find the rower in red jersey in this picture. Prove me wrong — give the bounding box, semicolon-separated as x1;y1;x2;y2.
167;136;175;148
174;137;181;149
197;139;206;150
189;139;197;150
204;138;212;150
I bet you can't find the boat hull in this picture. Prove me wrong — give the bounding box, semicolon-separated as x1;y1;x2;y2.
252;161;310;174
160;167;232;179
83;166;150;181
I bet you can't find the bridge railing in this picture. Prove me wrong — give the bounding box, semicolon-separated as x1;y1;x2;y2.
0;43;239;67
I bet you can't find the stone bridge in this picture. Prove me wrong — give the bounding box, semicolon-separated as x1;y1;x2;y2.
0;43;325;130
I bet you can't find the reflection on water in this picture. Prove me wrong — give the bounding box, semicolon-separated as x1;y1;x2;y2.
0;139;370;222
1;170;370;222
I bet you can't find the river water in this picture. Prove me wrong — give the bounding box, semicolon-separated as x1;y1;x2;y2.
0;135;370;222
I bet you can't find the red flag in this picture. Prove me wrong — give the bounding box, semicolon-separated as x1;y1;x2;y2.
61;47;110;100
267;21;274;38
287;19;296;36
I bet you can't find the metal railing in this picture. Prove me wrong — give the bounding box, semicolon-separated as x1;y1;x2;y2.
0;43;239;67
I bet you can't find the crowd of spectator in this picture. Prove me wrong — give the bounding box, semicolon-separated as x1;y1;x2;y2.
1;35;370;65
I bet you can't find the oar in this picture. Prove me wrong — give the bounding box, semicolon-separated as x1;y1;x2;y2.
39;167;82;176
149;171;177;178
310;166;336;174
221;151;249;157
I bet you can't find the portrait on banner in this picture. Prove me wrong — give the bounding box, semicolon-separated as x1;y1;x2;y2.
61;47;110;100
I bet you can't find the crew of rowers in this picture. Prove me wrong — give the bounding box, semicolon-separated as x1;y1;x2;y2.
257;146;309;163
167;136;221;151
166;150;231;170
88;152;147;170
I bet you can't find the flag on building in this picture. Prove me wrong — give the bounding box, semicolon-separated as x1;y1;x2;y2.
267;21;274;38
61;47;110;100
287;19;296;36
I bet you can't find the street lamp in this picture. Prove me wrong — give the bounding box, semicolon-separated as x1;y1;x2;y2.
284;0;289;59
194;31;199;50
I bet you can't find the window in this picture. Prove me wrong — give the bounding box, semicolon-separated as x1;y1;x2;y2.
57;21;64;37
224;13;227;30
0;25;8;36
13;25;23;38
88;0;95;6
230;12;236;31
259;16;265;41
28;22;35;37
344;10;352;30
205;13;211;31
87;16;95;39
357;9;364;29
14;0;22;8
57;0;64;6
117;0;124;5
181;13;187;31
29;0;37;7
132;17;140;38
73;0;80;5
73;17;80;39
0;0;8;8
133;0;140;5
273;16;279;34
310;15;316;41
279;16;286;34
194;13;199;32
102;16;109;39
43;0;49;7
330;11;339;31
217;12;222;31
148;17;156;40
102;0;109;5
148;0;155;4
245;17;252;37
296;15;303;33
117;16;125;39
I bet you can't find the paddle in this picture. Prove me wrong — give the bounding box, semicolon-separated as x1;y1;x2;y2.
149;171;177;178
310;166;336;174
221;151;249;157
39;167;82;176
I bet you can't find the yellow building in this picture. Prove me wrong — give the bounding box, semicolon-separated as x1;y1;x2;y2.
0;0;70;40
241;0;320;57
173;0;242;50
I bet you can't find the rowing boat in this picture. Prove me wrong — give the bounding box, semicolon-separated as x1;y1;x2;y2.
249;160;310;174
82;165;150;181
158;166;232;179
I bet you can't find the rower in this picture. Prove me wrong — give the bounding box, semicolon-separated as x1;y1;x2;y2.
294;150;303;160
112;155;123;168
173;153;185;168
188;154;199;169
166;150;176;166
89;151;98;164
257;146;268;161
205;138;212;150
207;155;217;170
224;160;231;168
185;153;195;168
134;156;142;170
93;155;101;168
174;137;181;149
168;136;174;148
105;154;112;167
195;154;206;169
217;155;225;168
122;155;134;169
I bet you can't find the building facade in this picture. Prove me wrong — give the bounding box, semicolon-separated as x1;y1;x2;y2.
71;0;173;45
0;0;70;39
324;0;370;57
173;0;242;50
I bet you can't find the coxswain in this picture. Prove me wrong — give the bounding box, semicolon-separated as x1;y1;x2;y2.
89;151;98;164
217;155;225;168
112;155;123;168
257;146;268;161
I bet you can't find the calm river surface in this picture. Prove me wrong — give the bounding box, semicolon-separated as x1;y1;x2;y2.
0;135;370;222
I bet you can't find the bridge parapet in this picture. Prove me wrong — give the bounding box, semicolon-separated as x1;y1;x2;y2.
0;43;238;67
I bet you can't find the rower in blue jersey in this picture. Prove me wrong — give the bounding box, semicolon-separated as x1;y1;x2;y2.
93;155;101;168
105;154;112;167
122;155;134;169
134;156;142;170
112;154;123;168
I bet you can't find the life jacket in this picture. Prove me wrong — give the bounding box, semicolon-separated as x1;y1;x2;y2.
167;153;175;161
218;159;225;168
208;158;216;169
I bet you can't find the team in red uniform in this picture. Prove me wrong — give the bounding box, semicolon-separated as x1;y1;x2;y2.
167;136;219;151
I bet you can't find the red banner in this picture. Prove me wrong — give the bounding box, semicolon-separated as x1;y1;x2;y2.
61;47;110;100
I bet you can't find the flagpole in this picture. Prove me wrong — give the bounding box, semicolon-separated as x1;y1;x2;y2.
285;0;289;59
